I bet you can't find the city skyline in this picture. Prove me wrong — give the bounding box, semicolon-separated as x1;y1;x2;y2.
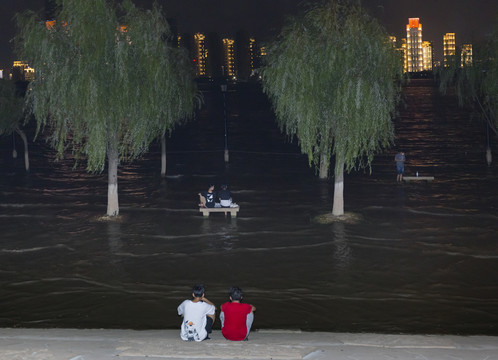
1;0;497;69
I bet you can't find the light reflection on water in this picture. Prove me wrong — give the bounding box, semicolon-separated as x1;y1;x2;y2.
1;80;497;334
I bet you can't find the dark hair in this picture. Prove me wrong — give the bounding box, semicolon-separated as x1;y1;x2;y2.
229;286;243;301
221;184;228;190
193;284;205;298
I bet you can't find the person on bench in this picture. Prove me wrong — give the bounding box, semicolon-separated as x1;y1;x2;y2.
199;184;217;208
218;184;233;208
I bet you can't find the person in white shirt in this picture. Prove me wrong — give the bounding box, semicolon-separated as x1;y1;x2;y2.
177;284;216;341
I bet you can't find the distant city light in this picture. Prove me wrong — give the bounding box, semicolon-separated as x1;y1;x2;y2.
222;38;236;77
406;18;423;72
39;13;472;79
443;33;456;67
461;44;473;67
397;19;471;73
194;33;207;77
12;61;35;81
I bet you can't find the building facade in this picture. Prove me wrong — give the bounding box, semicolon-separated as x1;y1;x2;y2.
406;18;423;72
11;61;35;82
222;38;236;78
248;38;257;75
461;44;473;67
194;33;208;77
443;33;456;67
180;31;265;80
422;41;433;71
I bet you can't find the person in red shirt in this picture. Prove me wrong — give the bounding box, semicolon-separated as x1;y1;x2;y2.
220;286;256;341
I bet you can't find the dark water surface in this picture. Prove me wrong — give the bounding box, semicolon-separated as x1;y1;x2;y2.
1;80;497;335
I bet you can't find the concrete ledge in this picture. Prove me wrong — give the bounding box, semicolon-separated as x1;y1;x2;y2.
1;328;497;360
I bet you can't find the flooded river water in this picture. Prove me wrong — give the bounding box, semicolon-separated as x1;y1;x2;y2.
1;79;497;334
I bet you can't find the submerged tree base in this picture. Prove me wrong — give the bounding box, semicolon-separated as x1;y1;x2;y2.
95;214;125;223
313;212;363;224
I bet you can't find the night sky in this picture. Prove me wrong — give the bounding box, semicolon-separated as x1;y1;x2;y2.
1;0;496;69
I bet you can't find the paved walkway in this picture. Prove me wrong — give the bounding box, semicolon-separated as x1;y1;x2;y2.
0;328;497;360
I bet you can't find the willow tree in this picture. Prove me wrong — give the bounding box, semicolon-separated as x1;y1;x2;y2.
261;0;402;216
16;0;196;216
158;48;198;177
0;79;30;171
438;20;498;147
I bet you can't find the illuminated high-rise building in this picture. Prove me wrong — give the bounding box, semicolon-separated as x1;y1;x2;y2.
406;18;423;72
249;38;257;73
222;38;236;78
251;43;266;73
11;61;35;82
422;41;433;71
461;44;472;67
443;33;456;67
194;33;208;77
24;67;35;82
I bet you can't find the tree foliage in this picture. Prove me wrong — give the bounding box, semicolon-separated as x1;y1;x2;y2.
16;0;196;215
0;79;32;171
438;20;498;137
0;79;24;135
16;0;196;173
261;0;403;176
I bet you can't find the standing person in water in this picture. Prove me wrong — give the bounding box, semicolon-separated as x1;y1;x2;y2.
395;151;406;182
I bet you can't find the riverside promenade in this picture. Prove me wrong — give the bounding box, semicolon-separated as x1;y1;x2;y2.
0;328;496;360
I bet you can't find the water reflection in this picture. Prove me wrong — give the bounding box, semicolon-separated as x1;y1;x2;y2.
200;217;238;251
107;221;123;264
332;222;351;271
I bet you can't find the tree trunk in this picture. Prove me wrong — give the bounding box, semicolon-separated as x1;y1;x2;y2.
161;133;166;177
319;153;330;179
332;154;345;216
107;132;119;217
15;127;30;172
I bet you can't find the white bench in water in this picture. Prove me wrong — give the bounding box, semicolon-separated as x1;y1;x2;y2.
403;176;434;181
198;195;240;217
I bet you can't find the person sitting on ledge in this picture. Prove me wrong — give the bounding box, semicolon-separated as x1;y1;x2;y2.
177;284;216;342
220;286;256;341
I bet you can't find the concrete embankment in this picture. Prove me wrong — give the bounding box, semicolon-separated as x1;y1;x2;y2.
0;328;497;360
